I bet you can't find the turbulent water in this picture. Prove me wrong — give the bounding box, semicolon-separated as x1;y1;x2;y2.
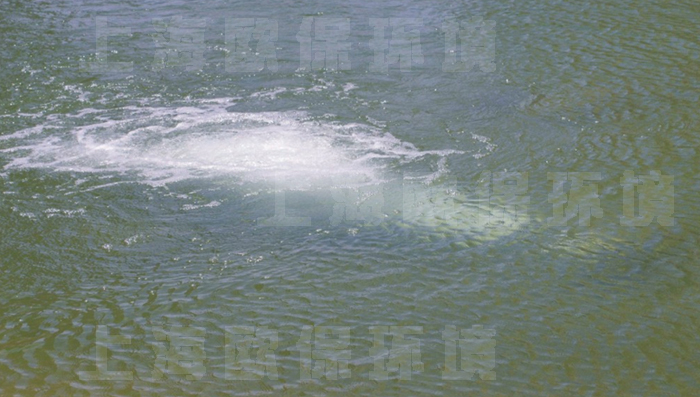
1;0;699;395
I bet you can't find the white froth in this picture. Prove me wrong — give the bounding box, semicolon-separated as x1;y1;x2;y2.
0;100;460;189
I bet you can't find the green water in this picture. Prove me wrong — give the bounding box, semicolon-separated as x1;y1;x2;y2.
1;0;699;395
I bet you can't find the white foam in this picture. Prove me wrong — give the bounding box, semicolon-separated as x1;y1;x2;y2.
1;100;461;190
342;83;357;92
250;87;287;100
182;201;222;211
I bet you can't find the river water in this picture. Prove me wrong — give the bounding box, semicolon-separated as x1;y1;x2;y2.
1;0;699;395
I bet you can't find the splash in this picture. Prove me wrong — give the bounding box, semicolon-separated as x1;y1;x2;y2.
0;100;459;190
0;98;535;243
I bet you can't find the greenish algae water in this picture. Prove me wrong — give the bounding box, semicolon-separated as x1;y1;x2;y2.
1;0;699;395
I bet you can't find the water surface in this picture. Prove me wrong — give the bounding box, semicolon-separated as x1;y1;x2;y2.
1;0;699;395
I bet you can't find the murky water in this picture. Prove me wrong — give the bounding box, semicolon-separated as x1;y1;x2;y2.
1;0;699;395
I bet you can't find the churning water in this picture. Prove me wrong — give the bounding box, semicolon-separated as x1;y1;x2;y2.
1;0;699;395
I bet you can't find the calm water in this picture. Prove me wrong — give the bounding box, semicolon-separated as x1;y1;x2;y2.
1;0;699;395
